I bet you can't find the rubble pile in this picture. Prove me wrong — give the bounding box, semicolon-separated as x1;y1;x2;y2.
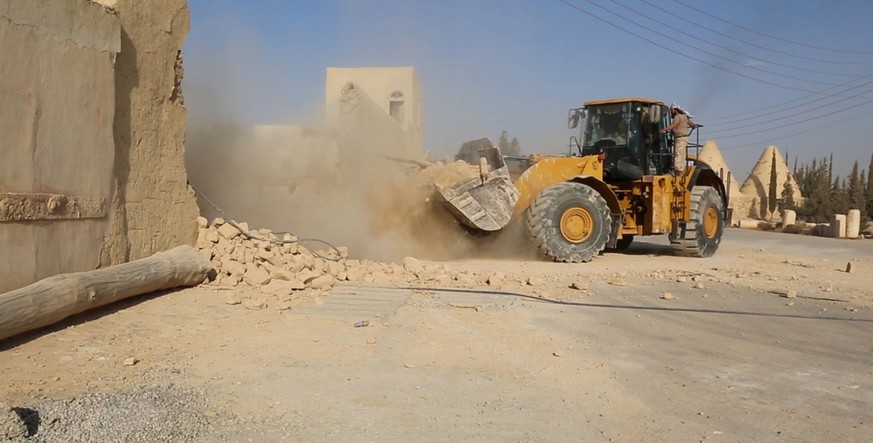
195;217;349;293
194;216;559;296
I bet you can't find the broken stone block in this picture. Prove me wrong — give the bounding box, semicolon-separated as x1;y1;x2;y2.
198;248;214;261
327;260;345;277
243;299;267;310
570;281;588;291
270;268;295;281
223;259;246;277
237;221;250;234
212;217;225;227
297;268;320;284
345;267;364;282
197;216;208;228
336;246;349;258
264;279;304;296
609;278;628;286
255;249;274;263
312;258;327;275
309;274;335;290
206;228;220;243
661;292;674;300
243;267;271;286
403;256;424;274
217;222;241;240
288;258;307;273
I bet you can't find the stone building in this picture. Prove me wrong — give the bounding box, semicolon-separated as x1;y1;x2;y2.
326;67;423;163
740;145;803;220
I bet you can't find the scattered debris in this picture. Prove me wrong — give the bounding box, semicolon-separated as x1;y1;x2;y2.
570;281;588;291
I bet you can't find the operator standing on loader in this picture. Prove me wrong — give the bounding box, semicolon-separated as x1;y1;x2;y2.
660;103;698;175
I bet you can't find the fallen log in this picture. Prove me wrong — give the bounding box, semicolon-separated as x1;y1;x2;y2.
0;245;212;342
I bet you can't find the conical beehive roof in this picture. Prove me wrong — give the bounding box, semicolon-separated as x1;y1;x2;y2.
740;145;802;202
698;140;743;198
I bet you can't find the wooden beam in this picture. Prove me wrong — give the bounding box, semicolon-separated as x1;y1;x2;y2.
0;245;211;342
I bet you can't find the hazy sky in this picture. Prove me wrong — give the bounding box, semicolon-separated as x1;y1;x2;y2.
184;0;873;180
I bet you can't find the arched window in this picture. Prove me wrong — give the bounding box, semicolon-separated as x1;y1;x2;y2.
389;91;405;123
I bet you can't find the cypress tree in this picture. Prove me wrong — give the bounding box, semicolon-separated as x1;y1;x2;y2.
768;150;778;217
848;161;866;217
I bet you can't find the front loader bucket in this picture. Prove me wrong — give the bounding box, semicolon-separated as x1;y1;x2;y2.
437;142;519;232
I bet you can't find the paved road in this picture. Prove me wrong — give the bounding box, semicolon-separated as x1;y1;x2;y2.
202;226;873;442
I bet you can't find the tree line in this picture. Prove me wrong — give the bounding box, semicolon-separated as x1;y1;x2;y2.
781;153;873;223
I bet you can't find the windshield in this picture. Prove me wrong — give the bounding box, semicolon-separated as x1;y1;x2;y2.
581;103;631;148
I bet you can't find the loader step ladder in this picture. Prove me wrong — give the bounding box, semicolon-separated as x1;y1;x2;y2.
671;173;688;238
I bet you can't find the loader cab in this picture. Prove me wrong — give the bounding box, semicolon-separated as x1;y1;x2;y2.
569;98;671;179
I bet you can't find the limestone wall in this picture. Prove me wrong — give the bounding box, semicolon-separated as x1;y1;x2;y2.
98;0;199;265
0;0;120;293
1;0;199;293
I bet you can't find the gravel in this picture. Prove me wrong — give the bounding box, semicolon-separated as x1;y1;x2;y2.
6;384;214;443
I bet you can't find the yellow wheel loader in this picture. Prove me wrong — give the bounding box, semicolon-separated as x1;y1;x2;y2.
438;98;728;262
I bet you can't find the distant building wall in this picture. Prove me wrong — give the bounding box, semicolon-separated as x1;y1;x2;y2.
325;67;423;159
0;0;120;293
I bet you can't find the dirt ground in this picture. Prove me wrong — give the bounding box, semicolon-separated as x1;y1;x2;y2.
2;228;872;442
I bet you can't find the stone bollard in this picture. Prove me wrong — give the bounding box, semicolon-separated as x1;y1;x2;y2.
846;209;861;238
831;214;847;238
738;219;762;230
782;209;796;228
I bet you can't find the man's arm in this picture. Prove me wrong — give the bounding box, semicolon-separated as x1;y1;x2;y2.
661;120;678;134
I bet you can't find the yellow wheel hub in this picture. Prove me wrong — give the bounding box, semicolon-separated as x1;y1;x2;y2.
560;207;594;243
703;207;719;239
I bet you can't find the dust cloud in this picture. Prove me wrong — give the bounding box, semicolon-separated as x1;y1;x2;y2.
184;75;530;262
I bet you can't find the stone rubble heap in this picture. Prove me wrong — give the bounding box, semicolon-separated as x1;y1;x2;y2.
194;217;577;297
195;217;348;294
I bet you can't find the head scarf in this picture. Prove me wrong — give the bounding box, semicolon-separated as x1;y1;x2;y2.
669;103;694;119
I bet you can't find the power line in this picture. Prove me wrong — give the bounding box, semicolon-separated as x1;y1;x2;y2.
643;0;873;65
613;0;873;76
718;111;868;151
558;0;858;93
705;77;873;128
707;96;873;140
707;91;871;136
705;73;873;121
670;0;873;56
554;0;873;150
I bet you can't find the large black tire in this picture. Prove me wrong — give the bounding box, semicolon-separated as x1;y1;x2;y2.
525;182;612;263
671;186;724;257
